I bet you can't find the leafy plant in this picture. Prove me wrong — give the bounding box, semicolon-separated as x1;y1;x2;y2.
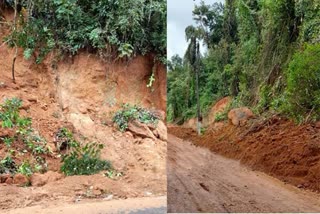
18;161;33;176
105;169;123;180
2;137;14;147
60;141;111;176
55;127;80;151
0;98;29;128
5;0;166;62
214;112;227;122
112;104;159;132
0;156;17;174
281;44;320;122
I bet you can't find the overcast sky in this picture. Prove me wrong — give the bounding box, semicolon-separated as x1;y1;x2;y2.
167;0;224;60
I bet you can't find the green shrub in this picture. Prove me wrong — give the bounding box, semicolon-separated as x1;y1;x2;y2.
214;112;227;122
0;156;17;174
112;104;159;132
0;98;49;154
282;44;320;122
5;0;166;62
60;141;111;176
55;127;80;151
0;98;31;128
18;161;33;176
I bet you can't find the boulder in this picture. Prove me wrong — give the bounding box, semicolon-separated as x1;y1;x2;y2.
228;107;254;126
30;171;64;187
0;174;11;183
13;173;29;186
20;101;31;110
128;121;156;140
152;110;166;121
5;177;13;185
155;120;167;141
208;97;231;124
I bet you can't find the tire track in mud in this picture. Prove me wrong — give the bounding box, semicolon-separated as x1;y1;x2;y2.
168;134;320;213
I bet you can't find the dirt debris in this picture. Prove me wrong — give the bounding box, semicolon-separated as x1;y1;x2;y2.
169;115;320;193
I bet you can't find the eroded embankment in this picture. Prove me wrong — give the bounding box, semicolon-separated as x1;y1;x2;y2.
0;18;167;210
169;116;320;193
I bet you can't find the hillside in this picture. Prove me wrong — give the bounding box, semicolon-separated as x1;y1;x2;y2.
0;2;166;211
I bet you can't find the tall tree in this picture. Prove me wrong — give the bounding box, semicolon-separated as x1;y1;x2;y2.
185;25;202;135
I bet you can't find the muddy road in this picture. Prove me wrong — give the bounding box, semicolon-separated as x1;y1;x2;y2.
167;134;320;213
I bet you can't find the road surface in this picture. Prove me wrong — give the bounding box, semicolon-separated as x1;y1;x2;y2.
168;134;320;213
4;197;166;214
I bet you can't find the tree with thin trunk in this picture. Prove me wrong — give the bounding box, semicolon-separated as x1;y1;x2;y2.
185;25;202;135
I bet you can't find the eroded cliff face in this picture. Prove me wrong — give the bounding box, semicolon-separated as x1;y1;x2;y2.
55;53;166;115
0;22;167;208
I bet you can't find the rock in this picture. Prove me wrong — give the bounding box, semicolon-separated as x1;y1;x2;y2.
152;110;166;121
133;137;143;144
13;173;29;186
20;101;31;110
92;189;102;196
155;120;167;141
103;194;113;201
128;121;156;140
228;107;254;126
124;131;133;138
141;138;155;147
208;97;232;124
30;171;64;187
5;177;13;185
0;82;6;88
0;174;11;183
78;104;88;114
153;129;159;138
68;113;95;137
41;103;48;111
27;96;38;103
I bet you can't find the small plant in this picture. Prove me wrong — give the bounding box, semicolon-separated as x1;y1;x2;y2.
214;112;227;122
55;127;79;151
0;98;30;128
113;104;159;132
0;156;17;174
18;161;33;176
2;137;14;147
105;169;123;180
61;141;111;176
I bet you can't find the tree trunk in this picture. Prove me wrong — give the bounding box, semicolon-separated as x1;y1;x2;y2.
195;41;201;135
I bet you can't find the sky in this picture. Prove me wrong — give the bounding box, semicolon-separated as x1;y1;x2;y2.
167;0;224;60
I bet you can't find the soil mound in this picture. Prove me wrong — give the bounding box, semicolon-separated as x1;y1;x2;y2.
169;116;320;193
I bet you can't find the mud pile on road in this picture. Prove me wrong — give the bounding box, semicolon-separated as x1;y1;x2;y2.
169;116;320;193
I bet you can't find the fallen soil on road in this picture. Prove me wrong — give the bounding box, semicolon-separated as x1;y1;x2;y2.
169;116;320;193
167;134;320;213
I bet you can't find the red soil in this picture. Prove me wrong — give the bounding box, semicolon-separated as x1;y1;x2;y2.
169;116;320;193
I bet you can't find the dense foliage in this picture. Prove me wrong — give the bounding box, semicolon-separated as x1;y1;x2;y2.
167;0;320;124
3;0;166;63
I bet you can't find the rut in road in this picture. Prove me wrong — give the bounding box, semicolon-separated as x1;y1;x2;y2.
167;134;320;213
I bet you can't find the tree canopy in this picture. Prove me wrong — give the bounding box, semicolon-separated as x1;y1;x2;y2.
2;0;166;63
167;0;320;124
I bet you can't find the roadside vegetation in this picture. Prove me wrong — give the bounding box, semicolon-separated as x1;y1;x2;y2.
167;0;320;124
113;104;159;132
0;98;111;178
